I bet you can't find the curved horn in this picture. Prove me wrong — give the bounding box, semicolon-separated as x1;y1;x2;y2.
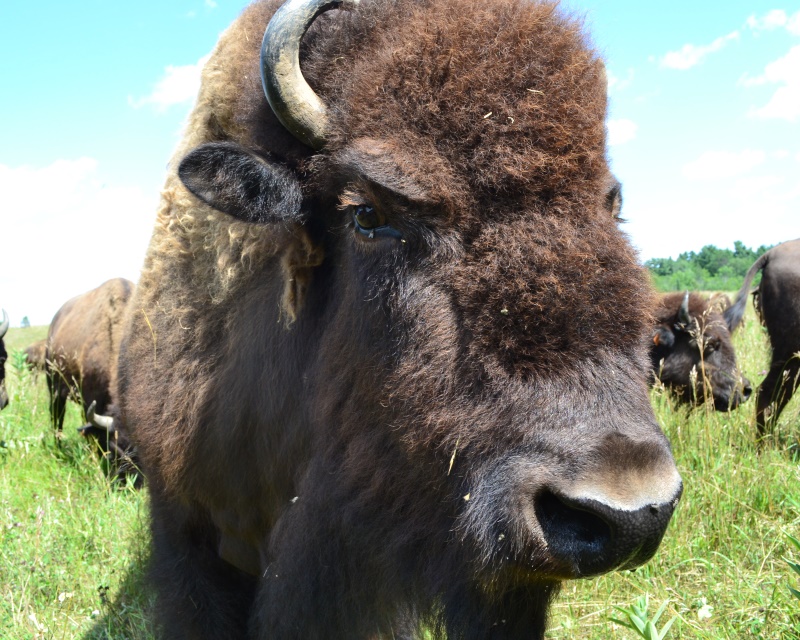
678;291;691;326
0;309;9;339
260;0;359;149
86;400;115;431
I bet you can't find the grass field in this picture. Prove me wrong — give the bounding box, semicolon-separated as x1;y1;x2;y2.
1;299;799;639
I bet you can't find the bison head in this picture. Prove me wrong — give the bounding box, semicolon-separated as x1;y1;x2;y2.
651;291;751;411
132;0;684;635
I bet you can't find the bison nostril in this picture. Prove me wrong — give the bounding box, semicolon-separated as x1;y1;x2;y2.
534;482;682;578
743;383;753;400
535;490;611;558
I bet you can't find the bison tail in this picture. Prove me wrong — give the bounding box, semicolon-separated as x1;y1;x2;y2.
724;250;771;333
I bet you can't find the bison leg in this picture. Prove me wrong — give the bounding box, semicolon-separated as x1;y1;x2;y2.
46;371;69;435
148;492;257;640
756;357;800;438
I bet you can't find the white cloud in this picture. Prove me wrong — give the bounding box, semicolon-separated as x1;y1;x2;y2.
729;174;783;199
681;149;766;181
660;31;739;70
628;180;800;261
746;45;800;121
745;9;800;35
205;0;218;7
790;11;800;36
746;9;790;32
607;119;638;146
0;159;156;326
129;54;210;112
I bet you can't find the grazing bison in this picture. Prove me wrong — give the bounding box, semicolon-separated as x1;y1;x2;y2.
115;0;683;637
0;309;9;410
651;291;752;411
728;238;800;436
24;339;47;374
46;278;134;433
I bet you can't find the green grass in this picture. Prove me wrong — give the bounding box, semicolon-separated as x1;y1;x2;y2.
4;325;48;352
547;305;800;639
1;301;799;639
1;329;155;640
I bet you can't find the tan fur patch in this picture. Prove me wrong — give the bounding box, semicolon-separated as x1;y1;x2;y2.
279;231;325;325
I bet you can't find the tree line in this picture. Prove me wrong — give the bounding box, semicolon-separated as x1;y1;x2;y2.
645;241;771;292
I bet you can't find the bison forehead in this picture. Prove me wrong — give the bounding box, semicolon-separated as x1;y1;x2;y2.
656;292;730;333
449;214;654;379
304;0;608;206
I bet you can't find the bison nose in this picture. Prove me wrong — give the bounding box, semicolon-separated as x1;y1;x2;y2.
535;483;682;577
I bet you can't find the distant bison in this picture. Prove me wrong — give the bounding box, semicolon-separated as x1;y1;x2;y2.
24;339;47;374
46;278;135;432
651;291;751;410
116;0;682;637
0;309;9;410
728;238;800;436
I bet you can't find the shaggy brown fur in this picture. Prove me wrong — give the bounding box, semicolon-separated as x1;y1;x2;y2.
728;238;800;435
116;1;681;638
47;278;135;431
651;292;751;411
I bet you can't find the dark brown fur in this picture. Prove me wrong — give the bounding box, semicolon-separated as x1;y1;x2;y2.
729;238;800;435
651;292;751;411
116;1;681;638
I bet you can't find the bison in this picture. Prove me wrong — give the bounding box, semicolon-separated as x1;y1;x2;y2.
651;291;752;411
23;339;47;375
115;0;683;637
46;278;134;433
0;309;9;410
728;238;800;436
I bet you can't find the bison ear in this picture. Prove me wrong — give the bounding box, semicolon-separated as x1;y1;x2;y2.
178;142;303;224
652;326;674;348
604;177;623;220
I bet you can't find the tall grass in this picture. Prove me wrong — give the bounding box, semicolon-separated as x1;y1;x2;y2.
1;295;798;639
0;329;155;640
548;299;800;639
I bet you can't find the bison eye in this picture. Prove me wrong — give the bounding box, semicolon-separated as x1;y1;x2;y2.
353;205;385;229
704;337;721;353
352;205;403;240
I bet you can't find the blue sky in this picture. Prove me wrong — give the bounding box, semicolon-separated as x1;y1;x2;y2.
1;1;798;325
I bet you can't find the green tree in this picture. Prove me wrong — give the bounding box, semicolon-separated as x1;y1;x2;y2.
646;241;773;292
